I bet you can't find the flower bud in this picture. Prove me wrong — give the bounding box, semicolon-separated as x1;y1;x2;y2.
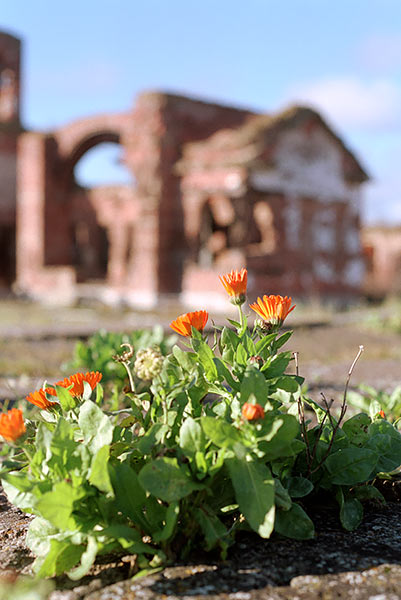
249;355;264;368
255;319;275;334
242;402;265;421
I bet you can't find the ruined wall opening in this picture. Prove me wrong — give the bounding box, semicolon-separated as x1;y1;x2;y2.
69;139;134;283
198;199;231;268
74;141;134;188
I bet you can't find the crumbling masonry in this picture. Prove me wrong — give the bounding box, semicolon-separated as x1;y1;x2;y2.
0;31;369;306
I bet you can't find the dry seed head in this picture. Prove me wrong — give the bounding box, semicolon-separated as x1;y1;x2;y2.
113;343;135;363
134;346;164;380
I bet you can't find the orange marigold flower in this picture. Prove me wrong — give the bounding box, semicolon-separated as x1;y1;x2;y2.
26;389;59;410
48;371;103;397
250;294;295;327
0;408;26;443
219;268;247;304
170;310;209;337
242;402;265;421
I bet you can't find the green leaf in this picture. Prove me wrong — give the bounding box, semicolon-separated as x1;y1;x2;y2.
78;400;113;453
286;476;314;498
340;497;364;531
179;418;206;458
226;456;275;538
108;462;147;529
201;416;245;454
352;485;385;503
220;327;240;362
221;326;240;350
48;418;79;477
274;478;292;511
96;383;104;405
191;338;218;381
255;333;277;354
275;503;315;539
35;481;86;529
257;414;300;460
138;423;169;455
367;420;401;473
35;539;84;577
235;343;248;367
240;366;270;404
138;458;204;502
366;434;401;473
89;445;114;495
241;333;256;356
26;516;57;557
1;475;37;512
172;345;196;372
261;352;292;378
67;536;98;580
100;524;156;554
55;385;77;411
343;413;371;446
196;506;228;551
273;330;292;351
213;357;240;391
153;502;180;543
324;447;378;485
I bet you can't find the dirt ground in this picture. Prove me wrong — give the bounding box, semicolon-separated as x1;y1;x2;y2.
0;299;400;598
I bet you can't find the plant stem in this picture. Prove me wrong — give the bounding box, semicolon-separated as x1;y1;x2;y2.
122;361;136;393
237;304;245;334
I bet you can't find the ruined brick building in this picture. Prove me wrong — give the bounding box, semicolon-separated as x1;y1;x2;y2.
362;226;401;299
0;31;370;307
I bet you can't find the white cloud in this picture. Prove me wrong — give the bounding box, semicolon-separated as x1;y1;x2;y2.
286;77;401;132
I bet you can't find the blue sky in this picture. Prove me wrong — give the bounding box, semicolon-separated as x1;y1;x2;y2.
2;0;401;223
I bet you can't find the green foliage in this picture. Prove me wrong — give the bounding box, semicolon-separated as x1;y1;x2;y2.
348;384;401;427
2;308;401;581
66;327;176;391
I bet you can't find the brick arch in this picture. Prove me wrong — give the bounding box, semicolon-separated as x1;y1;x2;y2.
53;113;133;187
54;113;130;159
67;130;120;168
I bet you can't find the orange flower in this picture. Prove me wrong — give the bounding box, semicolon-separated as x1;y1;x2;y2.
250;295;295;327
219;268;247;304
26;389;59;410
379;410;386;419
0;408;26;443
170;310;208;337
242;402;265;421
48;371;103;397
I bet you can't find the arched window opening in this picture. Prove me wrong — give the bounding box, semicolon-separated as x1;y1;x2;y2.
70;141;134;282
74;141;134;188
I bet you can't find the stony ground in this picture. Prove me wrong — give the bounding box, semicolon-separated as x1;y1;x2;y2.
0;298;400;598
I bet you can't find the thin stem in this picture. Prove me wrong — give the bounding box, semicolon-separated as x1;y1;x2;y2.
293;351;299;377
309;345;364;475
297;395;312;467
122;361;136;394
237;304;245;333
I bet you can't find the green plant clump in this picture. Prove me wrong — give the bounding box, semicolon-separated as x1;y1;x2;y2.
1;285;401;581
65;326;176;391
